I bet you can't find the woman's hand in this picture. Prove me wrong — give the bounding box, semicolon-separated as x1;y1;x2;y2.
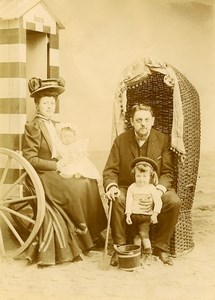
56;158;70;171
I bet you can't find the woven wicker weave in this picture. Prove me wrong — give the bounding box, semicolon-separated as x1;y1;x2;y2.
120;64;201;256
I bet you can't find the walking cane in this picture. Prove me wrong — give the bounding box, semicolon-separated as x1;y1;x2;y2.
98;199;113;270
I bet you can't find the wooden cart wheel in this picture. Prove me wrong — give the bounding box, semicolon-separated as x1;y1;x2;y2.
0;147;46;257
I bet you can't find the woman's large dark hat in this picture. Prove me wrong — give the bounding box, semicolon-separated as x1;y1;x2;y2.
28;77;65;98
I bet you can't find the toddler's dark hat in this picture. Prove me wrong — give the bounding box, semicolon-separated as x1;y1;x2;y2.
28;77;65;98
131;157;158;172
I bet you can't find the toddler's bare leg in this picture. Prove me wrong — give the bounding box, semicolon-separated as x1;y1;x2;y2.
139;234;152;253
133;235;141;246
138;222;152;256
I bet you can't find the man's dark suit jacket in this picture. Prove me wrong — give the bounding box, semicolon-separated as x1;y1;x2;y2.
103;128;175;191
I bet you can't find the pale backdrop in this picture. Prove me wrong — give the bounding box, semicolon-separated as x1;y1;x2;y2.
44;0;215;153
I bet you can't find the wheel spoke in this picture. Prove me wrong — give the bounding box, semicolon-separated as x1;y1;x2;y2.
0;225;6;255
0;148;46;257
3;195;37;205
0;206;36;224
1;171;27;199
10;202;30;213
0;211;24;245
0;156;12;184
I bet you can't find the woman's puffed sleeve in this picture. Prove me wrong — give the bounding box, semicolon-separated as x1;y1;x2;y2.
22;121;57;172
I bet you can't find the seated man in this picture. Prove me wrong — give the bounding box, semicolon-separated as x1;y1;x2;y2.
103;103;181;266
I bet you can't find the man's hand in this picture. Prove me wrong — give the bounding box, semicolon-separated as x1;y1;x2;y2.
126;214;132;225
105;186;121;201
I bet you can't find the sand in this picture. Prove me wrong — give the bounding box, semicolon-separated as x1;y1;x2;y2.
0;152;214;300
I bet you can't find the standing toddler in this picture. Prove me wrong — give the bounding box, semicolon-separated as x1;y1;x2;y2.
125;157;162;260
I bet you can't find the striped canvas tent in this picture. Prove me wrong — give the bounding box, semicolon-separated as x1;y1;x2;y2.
0;0;64;152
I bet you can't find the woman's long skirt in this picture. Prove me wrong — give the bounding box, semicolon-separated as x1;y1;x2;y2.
25;171;107;266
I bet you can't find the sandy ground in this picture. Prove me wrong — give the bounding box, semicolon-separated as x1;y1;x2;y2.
0;152;215;300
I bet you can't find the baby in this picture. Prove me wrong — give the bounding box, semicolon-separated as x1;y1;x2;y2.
56;123;101;180
125;157;162;261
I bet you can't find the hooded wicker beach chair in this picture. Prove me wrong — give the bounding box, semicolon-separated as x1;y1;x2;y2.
111;57;201;256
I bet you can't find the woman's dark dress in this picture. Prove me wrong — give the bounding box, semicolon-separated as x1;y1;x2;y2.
22;117;107;266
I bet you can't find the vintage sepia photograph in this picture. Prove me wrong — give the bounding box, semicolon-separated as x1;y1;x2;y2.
0;0;214;299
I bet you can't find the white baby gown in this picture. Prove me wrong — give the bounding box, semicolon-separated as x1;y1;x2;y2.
58;138;101;180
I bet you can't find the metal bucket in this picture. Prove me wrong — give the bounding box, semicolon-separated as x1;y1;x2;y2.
115;244;141;271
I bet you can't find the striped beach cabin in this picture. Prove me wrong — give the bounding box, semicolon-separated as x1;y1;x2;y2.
0;0;64;153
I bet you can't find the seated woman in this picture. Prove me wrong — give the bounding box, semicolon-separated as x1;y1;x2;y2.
22;77;107;267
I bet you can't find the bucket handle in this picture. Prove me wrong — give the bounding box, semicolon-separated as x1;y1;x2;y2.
114;244;134;255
